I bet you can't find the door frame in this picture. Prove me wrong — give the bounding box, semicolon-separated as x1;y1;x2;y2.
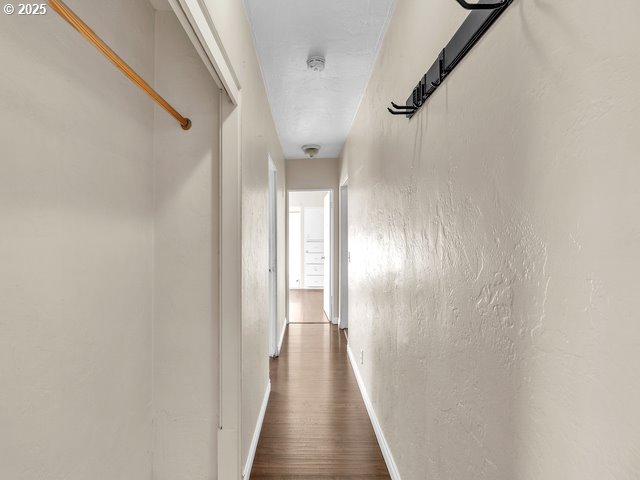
287;208;302;290
286;189;334;325
169;0;240;105
166;1;243;478
322;192;333;323
339;180;348;329
268;158;278;357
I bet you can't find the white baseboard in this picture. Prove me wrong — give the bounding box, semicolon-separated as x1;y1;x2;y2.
242;380;271;480
332;316;339;325
277;319;287;356
347;346;401;480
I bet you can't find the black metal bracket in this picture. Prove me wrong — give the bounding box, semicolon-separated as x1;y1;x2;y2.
455;0;508;10
388;0;512;118
388;101;418;115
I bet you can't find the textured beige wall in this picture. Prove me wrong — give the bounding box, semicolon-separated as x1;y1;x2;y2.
286;158;340;191
287;158;341;322
201;0;287;466
0;2;226;478
341;0;640;478
152;11;219;480
0;1;155;478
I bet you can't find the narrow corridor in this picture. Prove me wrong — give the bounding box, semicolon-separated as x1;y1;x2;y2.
288;290;329;323
3;1;638;479
251;306;389;478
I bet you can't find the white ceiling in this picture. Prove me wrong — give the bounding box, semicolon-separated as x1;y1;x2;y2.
245;0;395;159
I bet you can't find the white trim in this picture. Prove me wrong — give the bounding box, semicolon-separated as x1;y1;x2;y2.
277;318;287;356
347;346;401;480
268;159;278;357
166;0;222;89
339;183;348;330
175;0;241;105
332;316;339;325
242;380;271;479
217;90;242;479
170;1;243;476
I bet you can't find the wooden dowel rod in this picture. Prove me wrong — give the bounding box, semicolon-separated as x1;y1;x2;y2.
48;0;192;130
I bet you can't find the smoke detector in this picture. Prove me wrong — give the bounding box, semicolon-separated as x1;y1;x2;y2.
302;144;321;158
307;55;325;72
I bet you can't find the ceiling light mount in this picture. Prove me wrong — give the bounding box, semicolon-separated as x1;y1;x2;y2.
307;55;325;72
302;144;321;158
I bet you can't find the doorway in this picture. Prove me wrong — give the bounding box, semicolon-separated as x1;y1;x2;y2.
287;190;333;324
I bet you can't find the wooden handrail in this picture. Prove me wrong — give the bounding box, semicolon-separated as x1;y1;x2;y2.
48;0;192;130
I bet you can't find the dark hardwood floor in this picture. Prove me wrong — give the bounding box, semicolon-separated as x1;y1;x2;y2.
250;318;390;478
288;289;329;323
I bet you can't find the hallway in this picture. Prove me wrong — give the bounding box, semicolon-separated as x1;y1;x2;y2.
2;1;639;479
288;290;328;323
251;322;389;477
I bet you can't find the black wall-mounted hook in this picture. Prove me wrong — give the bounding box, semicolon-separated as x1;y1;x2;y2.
391;102;416;110
431;49;447;88
388;0;512;118
388;102;417;116
388;108;412;116
454;0;507;10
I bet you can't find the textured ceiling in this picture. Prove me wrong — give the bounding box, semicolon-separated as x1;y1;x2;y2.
245;0;395;159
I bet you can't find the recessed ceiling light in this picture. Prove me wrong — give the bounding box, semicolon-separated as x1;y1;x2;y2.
302;144;321;158
307;55;325;72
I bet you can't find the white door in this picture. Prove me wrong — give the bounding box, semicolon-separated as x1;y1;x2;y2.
268;165;278;356
323;192;332;322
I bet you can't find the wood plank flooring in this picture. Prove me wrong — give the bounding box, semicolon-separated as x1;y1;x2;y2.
288;289;329;323
251;320;390;478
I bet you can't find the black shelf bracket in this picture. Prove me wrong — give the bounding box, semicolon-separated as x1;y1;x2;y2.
388;0;512;118
454;0;508;10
